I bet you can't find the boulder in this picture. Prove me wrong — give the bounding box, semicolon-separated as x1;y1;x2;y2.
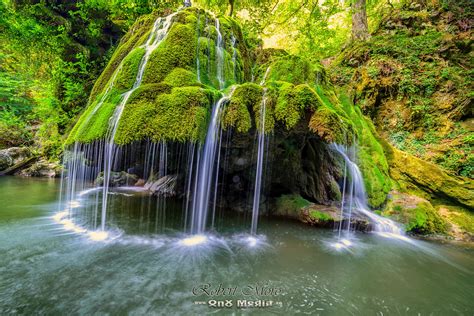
19;159;62;178
145;175;178;197
0;152;13;171
273;194;372;231
0;147;32;171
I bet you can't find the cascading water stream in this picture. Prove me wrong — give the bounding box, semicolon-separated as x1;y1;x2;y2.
249;67;272;235
190;95;229;234
331;144;404;236
231;34;237;82
250;91;267;235
100;14;176;231
215;18;225;89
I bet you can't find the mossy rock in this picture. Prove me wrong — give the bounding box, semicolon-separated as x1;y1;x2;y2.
380;138;474;209
222;83;264;133
309;107;355;144
114;47;146;92
68;8;250;145
383;192;447;234
115;86;216;144
338;93;392;208
273;194;311;218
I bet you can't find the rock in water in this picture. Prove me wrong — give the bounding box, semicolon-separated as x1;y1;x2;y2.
95;171;138;187
145;175;178;197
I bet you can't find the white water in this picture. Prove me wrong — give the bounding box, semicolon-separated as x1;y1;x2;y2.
215;18;225;89
331;144;404;236
190;96;229;234
251;90;267;235
231;34;237;82
100;14;176;230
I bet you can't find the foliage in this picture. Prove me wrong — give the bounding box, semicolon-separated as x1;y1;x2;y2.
0;0;182;159
330;0;474;177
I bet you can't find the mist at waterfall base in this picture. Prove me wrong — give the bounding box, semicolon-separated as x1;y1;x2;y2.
1;177;474;314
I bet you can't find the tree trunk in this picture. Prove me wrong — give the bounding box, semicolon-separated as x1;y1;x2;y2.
228;0;235;16
351;0;370;41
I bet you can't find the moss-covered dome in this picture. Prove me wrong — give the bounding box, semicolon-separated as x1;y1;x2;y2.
66;8;392;208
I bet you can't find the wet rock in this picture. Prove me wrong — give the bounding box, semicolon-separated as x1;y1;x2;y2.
300;204;372;232
382;191;447;235
19;159;62;178
134;179;146;187
145;174;178;197
273;194;371;232
95;171;138;187
0;147;32;171
0;152;13;170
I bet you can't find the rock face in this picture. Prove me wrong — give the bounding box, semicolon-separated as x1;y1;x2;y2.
144;175;178;197
382;191;447;235
273;194;372;231
382;140;474;209
0;152;12;170
95;171;138;187
0;147;32;170
19;160;62;178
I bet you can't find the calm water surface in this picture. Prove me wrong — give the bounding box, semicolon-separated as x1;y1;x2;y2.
0;176;473;315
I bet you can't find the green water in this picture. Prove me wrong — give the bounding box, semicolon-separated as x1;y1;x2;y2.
0;176;473;315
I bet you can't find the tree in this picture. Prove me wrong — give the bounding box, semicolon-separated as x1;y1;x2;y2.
351;0;370;40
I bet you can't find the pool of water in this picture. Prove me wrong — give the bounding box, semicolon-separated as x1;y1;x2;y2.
1;176;473;314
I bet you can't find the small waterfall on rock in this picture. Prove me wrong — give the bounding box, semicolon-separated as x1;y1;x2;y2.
215;18;225;89
189;96;229;234
100;14;175;230
231;34;237;82
331;144;404;236
249;68;272;235
250;90;267;235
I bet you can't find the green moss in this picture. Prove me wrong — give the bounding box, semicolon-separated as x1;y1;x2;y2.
223;83;263;133
338;93;391;208
274;194;311;217
142;22;197;85
66;89;123;144
309;210;333;222
274;83;320;129
114;47;146;92
309;107;354;144
163;68;198;87
114;86;215;144
385;199;447;235
439;205;474;234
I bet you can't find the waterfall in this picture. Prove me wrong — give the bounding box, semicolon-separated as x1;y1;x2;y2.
215;18;225;89
94;14;176;231
250;90;267;235
331;144;404;236
190;95;229;234
231;34;237;83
